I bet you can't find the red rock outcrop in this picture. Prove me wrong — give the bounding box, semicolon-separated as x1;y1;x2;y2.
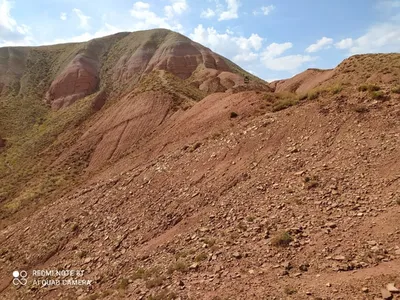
112;40;232;86
45;54;99;110
270;68;335;93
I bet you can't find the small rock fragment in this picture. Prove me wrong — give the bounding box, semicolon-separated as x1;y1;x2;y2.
299;264;309;272
333;255;346;261
386;283;400;293
282;261;292;270
381;288;393;300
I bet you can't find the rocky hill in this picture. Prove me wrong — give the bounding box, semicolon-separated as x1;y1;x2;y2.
0;30;399;299
0;29;267;226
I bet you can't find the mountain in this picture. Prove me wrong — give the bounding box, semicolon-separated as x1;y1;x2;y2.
0;29;399;299
0;29;268;223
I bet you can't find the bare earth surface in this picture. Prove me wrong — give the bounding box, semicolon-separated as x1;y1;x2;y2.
0;31;399;300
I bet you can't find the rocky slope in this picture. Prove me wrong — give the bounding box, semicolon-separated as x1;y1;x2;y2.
0;31;399;299
0;29;267;225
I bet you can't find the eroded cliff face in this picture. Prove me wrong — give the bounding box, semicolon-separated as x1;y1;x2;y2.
110;39;234;92
0;30;259;112
38;30;256;110
44;54;100;110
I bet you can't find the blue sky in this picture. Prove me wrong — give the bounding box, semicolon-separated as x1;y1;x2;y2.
1;0;400;81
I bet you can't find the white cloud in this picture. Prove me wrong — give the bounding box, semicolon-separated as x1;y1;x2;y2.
305;37;333;53
233;52;259;62
190;25;263;56
60;12;67;21
165;0;188;19
235;33;263;51
219;0;240;21
190;24;232;53
129;1;184;32
261;5;275;15
264;42;293;57
253;5;275;15
261;42;317;72
201;8;216;18
0;0;33;46
335;38;353;49
73;8;91;30
190;25;314;74
335;23;400;54
262;54;316;71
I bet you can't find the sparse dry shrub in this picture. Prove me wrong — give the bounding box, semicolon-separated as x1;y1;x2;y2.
371;90;386;100
353;104;369;113
145;276;165;289
358;84;380;92
271;231;293;247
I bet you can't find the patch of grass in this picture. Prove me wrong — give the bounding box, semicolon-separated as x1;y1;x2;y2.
298;93;308;101
304;175;319;190
202;238;216;247
371;90;386;100
117;278;129;290
284;286;297;295
246;216;255;222
145;276;165;289
358;84;381;92
230;111;238;118
263;93;275;103
211;132;222;140
148;290;177;300
132;267;159;280
0;91;96;218
85;293;100;300
330;84;343;95
392;86;400;94
264;92;299;112
167;260;189;274
307;89;320;100
78;250;87;259
194;252;208;262
272;99;298;112
71;223;79;232
132;268;147;280
271;231;293;247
